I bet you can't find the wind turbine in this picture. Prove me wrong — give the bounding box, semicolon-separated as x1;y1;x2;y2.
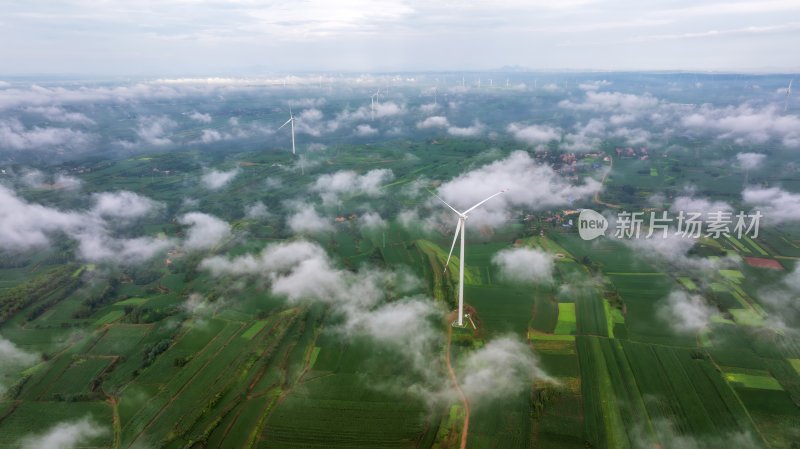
278;108;296;155
785;79;793;112
433;189;507;327
371;89;382;121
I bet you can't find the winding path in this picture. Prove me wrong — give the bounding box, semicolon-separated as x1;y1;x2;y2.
446;312;470;449
593;156;620;209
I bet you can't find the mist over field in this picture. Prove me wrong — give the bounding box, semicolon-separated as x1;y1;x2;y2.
2;1;800;448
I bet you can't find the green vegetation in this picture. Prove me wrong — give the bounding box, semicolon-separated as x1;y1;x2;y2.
1;90;800;449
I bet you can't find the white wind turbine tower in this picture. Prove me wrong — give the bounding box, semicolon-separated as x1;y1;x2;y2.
370;89;382;121
278;108;296;155
785;79;793;112
434;189;507;327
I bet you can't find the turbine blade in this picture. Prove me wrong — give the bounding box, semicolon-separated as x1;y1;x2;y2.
444;219;462;273
278;118;292;130
429;190;462;215
463;189;507;215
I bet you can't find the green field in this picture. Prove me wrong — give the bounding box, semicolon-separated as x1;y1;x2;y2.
1;76;799;449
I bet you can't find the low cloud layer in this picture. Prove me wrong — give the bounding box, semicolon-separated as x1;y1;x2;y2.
202;168;239;190
657;290;717;334
742;186;800;224
178;212;231;251
492;247;554;284
506;123;560;147
460;336;554;403
1;335;38;395
437;151;601;228
286;203;333;234
736;152;766;170
200;239;551;406
17;417;107;449
311;169;394;205
0;119;91;152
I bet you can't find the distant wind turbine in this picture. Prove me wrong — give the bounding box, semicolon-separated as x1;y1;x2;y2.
785;79;793;112
371;89;382;121
278;108;296;155
433;189;507;327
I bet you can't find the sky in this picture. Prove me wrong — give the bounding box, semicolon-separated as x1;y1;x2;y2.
1;0;799;76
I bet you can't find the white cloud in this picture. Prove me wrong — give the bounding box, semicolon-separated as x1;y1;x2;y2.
631;418;758;449
506;123;560;146
447;121;485;137
199;129;225;143
53;174;82;190
286;203;333;234
578;80;611;91
0;119;91;151
419;103;440;114
682;105;800;148
0;185;172;263
245;201;269;219
178;212;231;250
417;116;449;129
202;168;239;190
20;169;81;191
312;169;394;205
657;290;717;334
0;334;38;395
539;83;559;92
373;101;406;118
670;194;732;216
559;91;659;112
91;191;161;220
743;186;800;224
18;417;107;449
562;119;605;152
25;106;95;125
0;185;84;251
134;115;175;146
460;336;554;403
622;232;736;274
75;233;172;264
736;152;766;170
437;151;601;228
355;124;378;136
492;247;554;284
188;111;212;123
180;293;223;321
358;211;387;230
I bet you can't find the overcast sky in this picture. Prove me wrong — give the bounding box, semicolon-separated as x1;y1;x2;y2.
1;0;799;76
